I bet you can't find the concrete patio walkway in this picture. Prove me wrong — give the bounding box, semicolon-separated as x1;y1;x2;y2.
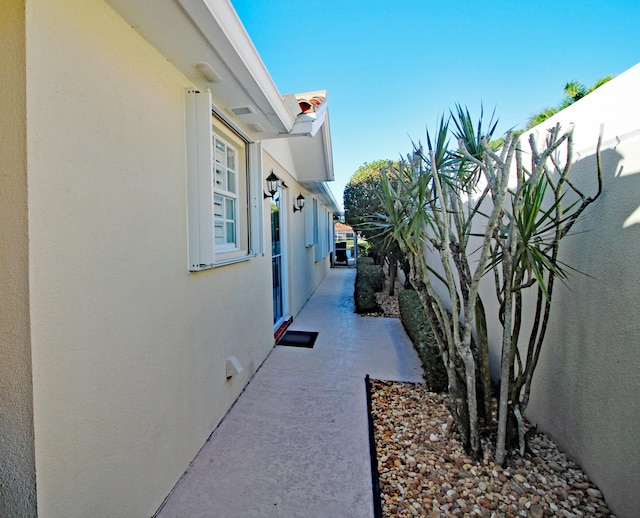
156;267;423;518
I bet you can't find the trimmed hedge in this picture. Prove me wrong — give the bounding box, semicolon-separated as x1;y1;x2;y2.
354;260;385;313
357;256;375;266
398;290;447;393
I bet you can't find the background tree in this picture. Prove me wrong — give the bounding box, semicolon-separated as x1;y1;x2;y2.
344;160;407;294
561;80;587;104
343;160;391;252
526;75;614;129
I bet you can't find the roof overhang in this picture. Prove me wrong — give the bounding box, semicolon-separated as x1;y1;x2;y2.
287;101;334;183
300;180;341;215
105;0;335;190
104;0;296;139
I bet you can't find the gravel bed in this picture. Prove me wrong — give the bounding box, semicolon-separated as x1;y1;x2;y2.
370;380;613;518
361;278;403;318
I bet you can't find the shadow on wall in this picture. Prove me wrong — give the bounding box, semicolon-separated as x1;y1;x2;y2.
528;144;640;517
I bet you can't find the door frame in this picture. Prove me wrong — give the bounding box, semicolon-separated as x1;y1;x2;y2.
271;184;290;330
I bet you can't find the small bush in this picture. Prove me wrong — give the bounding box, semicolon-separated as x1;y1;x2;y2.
354;262;385;313
398;290;447;392
354;281;379;314
357;263;385;292
357;240;371;257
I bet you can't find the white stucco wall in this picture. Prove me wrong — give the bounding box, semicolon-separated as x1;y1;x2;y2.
467;64;640;517
25;0;273;516
513;64;640;518
419;63;640;517
0;2;37;516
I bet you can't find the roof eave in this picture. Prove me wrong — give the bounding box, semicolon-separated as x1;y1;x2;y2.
104;0;295;138
287;108;334;183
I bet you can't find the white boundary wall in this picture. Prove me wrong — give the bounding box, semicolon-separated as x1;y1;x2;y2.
481;64;640;517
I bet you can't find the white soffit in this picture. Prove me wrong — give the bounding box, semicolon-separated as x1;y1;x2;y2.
286;91;334;183
288;109;334;183
104;0;335;186
104;0;295;137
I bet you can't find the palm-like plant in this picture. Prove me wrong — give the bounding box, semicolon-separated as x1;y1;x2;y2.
371;109;602;463
563;80;587;103
491;125;603;463
375;108;510;457
526;75;614;130
344;160;412;294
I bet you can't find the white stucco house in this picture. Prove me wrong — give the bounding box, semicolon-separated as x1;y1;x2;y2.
1;1;339;516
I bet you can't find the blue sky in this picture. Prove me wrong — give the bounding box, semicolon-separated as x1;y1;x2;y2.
231;0;640;210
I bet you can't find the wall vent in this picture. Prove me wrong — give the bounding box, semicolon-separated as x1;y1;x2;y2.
228;106;255;116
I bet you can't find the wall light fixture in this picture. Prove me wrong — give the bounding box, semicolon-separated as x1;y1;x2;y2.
264;170;280;199
293;193;305;213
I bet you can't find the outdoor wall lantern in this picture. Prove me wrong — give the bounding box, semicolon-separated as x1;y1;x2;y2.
263;170;280;199
293;193;305;213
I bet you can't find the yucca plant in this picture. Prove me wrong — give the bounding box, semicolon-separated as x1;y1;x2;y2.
371;108;602;463
491;124;603;463
373;108;513;458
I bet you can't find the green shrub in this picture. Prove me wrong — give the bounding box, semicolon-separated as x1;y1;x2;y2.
354;281;379;314
357;240;371;257
354;262;385;313
357;263;385;292
398;290;447;392
357;256;374;266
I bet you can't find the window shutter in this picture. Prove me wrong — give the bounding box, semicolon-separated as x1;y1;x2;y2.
304;196;314;247
185;87;214;269
314;200;322;262
248;142;263;255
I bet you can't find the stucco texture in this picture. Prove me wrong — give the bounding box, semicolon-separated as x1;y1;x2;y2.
25;0;273;516
524;129;640;516
420;64;640;517
489;65;640;517
0;2;37;517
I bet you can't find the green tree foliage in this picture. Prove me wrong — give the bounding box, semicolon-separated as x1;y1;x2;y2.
526;75;615;129
343;160;392;234
562;79;587;103
343;160;392;264
344;160;407;293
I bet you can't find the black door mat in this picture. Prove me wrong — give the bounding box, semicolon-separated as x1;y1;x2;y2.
276;330;318;348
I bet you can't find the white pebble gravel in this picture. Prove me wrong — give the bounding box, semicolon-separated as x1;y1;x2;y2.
370;380;614;518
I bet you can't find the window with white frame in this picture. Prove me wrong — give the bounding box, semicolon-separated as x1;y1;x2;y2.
185;88;263;270
213;136;238;250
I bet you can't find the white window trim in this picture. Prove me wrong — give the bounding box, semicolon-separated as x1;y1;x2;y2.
213;136;239;252
185;88;262;271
